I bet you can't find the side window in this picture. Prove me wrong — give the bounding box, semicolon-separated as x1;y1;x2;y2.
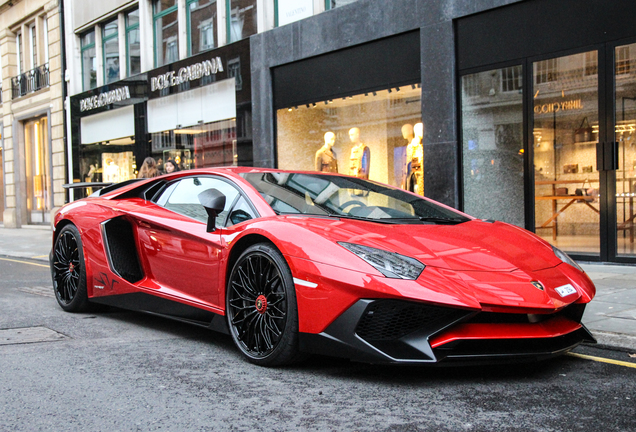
155;176;240;226
226;196;257;227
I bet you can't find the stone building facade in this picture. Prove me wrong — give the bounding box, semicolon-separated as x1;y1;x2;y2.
0;0;65;227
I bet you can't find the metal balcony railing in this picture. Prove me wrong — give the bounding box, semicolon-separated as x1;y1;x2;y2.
11;64;49;99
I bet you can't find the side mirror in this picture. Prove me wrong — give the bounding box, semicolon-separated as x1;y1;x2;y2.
198;188;226;232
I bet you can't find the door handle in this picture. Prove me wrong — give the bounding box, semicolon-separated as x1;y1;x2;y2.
597;142;619;171
605;141;619;171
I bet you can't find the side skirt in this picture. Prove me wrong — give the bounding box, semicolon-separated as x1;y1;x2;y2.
89;292;229;335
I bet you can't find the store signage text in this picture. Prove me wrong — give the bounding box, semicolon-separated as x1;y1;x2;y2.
534;99;583;114
80;86;131;112
150;57;224;92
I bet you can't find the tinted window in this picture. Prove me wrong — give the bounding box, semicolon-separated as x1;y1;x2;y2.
156;177;240;226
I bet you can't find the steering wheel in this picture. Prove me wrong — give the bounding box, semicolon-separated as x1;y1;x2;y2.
339;200;368;213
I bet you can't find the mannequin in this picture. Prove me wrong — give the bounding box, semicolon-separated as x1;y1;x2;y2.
348;127;370;179
406;122;424;195
400;124;414;189
315;131;339;173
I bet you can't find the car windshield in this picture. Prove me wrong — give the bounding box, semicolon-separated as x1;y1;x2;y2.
240;172;470;223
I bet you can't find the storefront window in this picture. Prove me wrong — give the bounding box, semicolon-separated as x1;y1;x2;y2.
150;119;237;173
153;0;179;67
81;30;96;90
103;20;119;84
325;0;358;10
461;67;524;227
188;0;217;56
227;0;257;43
126;9;141;76
276;85;422;193
24;116;50;224
80;137;136;188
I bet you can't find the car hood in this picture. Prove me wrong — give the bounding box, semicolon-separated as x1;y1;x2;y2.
285;217;561;273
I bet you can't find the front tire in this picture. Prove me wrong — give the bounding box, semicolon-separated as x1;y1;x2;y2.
226;243;301;366
52;224;90;312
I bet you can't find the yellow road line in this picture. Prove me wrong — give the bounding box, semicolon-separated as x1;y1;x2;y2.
0;257;49;268
567;352;636;369
31;255;50;259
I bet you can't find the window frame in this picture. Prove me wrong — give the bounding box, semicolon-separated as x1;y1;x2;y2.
153;0;179;68
80;30;96;91
29;23;37;69
102;19;119;84
125;9;140;77
16;32;22;75
186;0;217;56
225;0;257;44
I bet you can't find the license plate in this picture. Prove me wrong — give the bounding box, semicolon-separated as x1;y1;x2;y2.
555;284;577;297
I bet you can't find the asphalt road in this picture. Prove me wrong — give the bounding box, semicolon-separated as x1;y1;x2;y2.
0;257;634;432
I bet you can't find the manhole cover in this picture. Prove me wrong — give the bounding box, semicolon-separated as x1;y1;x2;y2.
0;326;68;346
16;286;54;298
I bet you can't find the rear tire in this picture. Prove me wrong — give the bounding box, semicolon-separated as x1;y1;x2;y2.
226;243;302;366
51;224;90;312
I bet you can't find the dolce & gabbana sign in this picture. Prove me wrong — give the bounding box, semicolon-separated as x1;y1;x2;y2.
80;86;131;112
150;57;224;91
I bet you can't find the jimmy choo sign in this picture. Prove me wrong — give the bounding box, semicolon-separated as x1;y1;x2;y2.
80;86;131;112
150;57;224;91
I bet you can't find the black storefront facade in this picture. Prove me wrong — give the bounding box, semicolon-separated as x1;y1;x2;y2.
69;39;251;199
250;0;636;264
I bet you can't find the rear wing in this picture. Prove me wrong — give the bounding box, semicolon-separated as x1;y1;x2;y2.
63;179;143;197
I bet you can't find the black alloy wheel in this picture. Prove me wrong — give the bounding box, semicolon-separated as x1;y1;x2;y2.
52;224;90;312
226;243;301;366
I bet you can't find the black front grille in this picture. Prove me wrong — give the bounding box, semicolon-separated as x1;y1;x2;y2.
356;300;456;341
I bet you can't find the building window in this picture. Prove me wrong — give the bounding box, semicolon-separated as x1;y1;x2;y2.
227;0;257;43
325;0;358;10
29;24;37;69
276;84;423;194
126;9;141;76
81;30;97;90
616;45;631;76
153;0;179;67
103;20;119;84
501;65;522;92
585;51;598;76
535;58;557;84
16;33;23;74
188;0;217;56
276;0;313;26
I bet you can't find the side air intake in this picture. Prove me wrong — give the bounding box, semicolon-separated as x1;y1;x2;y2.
101;217;144;283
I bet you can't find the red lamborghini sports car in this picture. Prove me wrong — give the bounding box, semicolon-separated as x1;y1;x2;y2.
51;168;596;366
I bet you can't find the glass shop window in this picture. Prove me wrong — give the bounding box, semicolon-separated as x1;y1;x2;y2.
276;84;424;195
227;0;257;43
461;67;524;227
79;137;136;194
188;0;217;56
150;119;237;174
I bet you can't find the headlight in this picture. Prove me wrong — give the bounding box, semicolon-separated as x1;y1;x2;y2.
552;245;583;272
338;242;425;279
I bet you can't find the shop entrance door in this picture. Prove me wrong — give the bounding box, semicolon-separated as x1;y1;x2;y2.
531;43;636;262
532;50;601;256
612;41;636;260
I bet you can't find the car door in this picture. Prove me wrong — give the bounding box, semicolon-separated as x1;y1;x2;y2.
134;175;241;311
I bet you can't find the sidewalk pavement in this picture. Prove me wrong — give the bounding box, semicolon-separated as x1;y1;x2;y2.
1;225;635;351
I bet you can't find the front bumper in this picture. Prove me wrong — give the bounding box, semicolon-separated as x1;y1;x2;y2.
298;299;596;365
